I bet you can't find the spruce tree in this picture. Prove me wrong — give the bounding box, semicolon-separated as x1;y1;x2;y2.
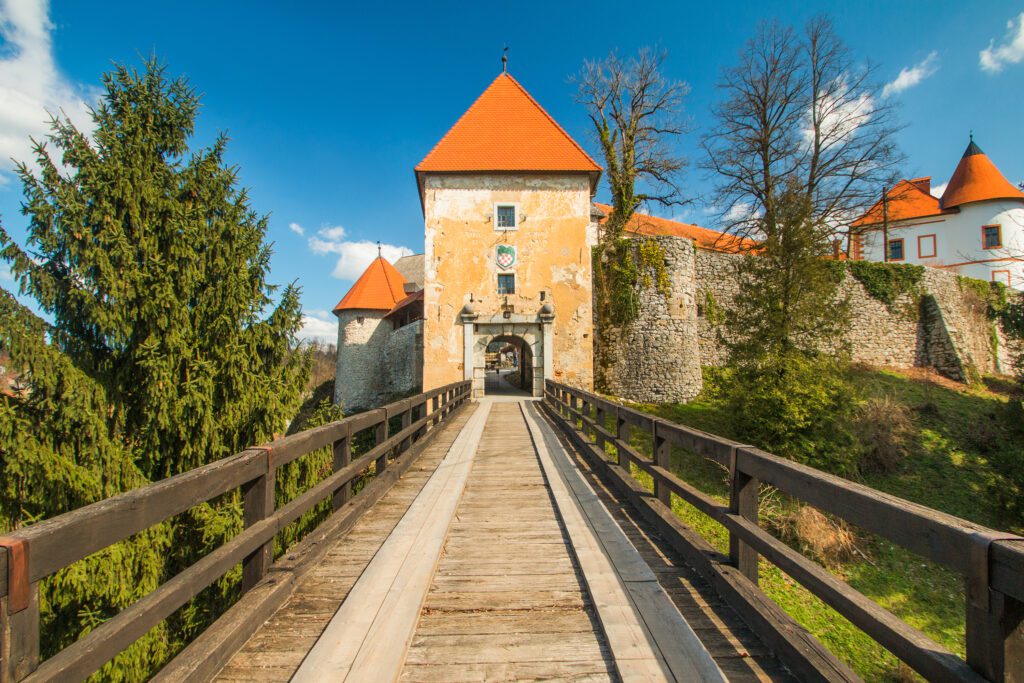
0;59;310;678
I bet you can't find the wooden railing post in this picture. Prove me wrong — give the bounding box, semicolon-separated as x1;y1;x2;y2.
966;535;1024;681
400;406;412;452
0;542;39;682
580;397;590;439
595;403;606;453
570;394;579;428
375;411;389;474
729;446;759;585
241;450;275;591
652;420;671;507
616;409;629;467
332;428;352;512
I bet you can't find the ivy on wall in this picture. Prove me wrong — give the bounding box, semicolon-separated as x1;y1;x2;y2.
593;237;671;327
846;261;925;309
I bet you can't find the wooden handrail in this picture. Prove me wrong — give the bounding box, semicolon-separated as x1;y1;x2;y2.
0;381;471;683
544;379;1024;683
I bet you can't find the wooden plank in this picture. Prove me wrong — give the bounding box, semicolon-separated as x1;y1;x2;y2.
11;450;265;584
291;402;492;682
157;402;475;683
541;398;858;683
523;402;725;683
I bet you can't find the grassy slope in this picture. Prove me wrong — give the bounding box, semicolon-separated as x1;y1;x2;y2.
625;366;1023;682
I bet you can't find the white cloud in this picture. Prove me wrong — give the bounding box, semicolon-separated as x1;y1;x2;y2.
288;222;305;236
297;309;337;345
931;181;948;199
0;0;97;180
883;51;939;97
0;262;11;282
980;12;1024;73
724;202;757;223
802;77;874;148
308;225;413;281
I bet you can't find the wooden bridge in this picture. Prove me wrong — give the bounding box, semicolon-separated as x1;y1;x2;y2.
1;381;1022;682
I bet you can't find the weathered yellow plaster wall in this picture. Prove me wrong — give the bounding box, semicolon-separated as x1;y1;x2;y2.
422;173;594;390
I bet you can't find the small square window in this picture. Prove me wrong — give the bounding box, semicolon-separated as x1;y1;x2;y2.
887;238;904;261
495;204;516;230
992;270;1011;286
983;225;1002;249
497;273;515;294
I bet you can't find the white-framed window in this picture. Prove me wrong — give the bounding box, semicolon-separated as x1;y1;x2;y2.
497;273;515;294
494;203;518;231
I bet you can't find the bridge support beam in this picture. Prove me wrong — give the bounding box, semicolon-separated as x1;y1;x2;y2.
729;447;759;586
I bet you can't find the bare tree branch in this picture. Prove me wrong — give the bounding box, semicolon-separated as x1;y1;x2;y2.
575;47;690;243
703;16;904;249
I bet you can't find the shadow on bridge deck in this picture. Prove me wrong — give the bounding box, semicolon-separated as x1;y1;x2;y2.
212;399;791;682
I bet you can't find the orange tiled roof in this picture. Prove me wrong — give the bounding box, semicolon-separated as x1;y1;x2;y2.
594;203;755;253
333;257;408;313
385;289;424;318
940;139;1024;208
850;178;954;228
416;73;601;175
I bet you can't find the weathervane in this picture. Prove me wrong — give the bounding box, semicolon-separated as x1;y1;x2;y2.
502;45;508;73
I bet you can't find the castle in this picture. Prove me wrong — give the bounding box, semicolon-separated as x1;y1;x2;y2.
851;137;1024;286
333;72;1022;412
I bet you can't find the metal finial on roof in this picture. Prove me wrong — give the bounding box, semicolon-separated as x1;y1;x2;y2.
502;45;508;73
377;241;382;258
970;129;974;142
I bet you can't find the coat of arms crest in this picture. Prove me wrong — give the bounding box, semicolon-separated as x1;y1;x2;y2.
496;244;517;270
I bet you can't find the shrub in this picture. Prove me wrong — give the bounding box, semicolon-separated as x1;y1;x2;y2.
854;395;914;473
724;351;861;474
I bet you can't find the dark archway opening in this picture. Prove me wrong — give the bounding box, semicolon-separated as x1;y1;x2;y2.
484;335;533;397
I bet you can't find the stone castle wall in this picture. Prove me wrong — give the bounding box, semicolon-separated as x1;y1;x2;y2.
598;238;1020;403
335;313;423;413
598;237;702;403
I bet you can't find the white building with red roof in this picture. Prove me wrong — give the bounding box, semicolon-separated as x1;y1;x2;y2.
852;137;1024;288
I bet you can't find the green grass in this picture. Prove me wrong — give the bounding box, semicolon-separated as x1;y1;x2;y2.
613;366;1024;682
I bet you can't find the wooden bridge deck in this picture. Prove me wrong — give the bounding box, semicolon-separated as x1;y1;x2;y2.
213;399;790;682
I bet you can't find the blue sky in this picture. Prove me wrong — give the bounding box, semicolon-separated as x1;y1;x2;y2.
1;0;1023;343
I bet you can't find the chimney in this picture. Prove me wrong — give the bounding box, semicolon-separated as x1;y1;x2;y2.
403;282;418;294
909;177;931;195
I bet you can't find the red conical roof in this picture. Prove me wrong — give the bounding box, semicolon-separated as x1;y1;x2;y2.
940;138;1024;208
333;257;408;313
416;72;601;174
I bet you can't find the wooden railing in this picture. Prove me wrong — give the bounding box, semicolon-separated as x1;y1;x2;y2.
0;381;471;682
544;380;1024;683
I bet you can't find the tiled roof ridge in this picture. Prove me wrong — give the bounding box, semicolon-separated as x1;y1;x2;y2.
501;73;600;170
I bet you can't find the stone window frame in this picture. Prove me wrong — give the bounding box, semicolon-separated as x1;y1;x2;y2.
887;238;905;262
982;224;1002;250
917;233;937;259
497;272;515;294
992;269;1011;286
494;203;519;231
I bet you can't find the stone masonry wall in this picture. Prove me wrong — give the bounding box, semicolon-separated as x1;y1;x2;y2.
335;314;423;413
599;237;1020;403
597;237;703;403
383;320;423;399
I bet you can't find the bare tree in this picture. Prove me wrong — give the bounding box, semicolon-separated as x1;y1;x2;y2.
576;48;690;243
704;17;903;247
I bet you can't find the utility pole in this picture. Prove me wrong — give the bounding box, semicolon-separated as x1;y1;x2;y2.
881;186;890;262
